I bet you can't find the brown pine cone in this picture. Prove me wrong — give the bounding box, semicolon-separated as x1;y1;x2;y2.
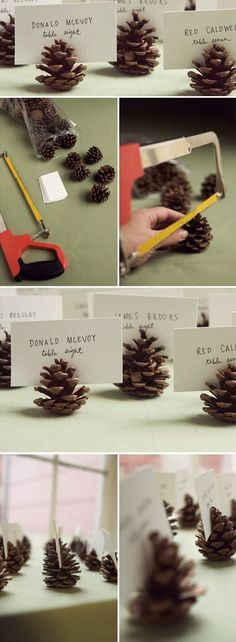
33;358;89;416
95;165;115;184
36;39;87;91
133;172;152;198
196;506;236;561
111;10;160;75
85;548;101;571
179;494;200;528
72;163;90;181
161;180;192;214
163;500;179;537
115;329;170;398
70;536;87;561
65;152;81;168
129;532;205;623
40;143;55;160
100;553;118;583
20;536;32;563
90;184;110;203
201;174;217;199
0;557;12;590
59;132;77;149
0;15;15;66
150;163;189;193
178;214;213;253
201;364;236;424
230;499;236;529
0;541;24;574
188;44;236;96
0;331;11;388
84;146;103;165
185;0;196;9
43;538;81;588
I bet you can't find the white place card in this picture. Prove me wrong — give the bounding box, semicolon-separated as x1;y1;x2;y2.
14;2;117;65
0;295;62;333
96;0;185;40
120;466;171;605
90;293;198;359
11;317;122;386
209;294;236;327
184;288;234;326
101;529;117;567
0;522;9;558
156;468;190;510
196;0;217;9
218;0;236;7
173;326;236;392
194;469;220;540
163;9;236;69
0;0;62;18
217;473;236;516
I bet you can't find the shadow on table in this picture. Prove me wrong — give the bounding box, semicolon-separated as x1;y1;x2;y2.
91;66;123;79
125;613;206;640
201;558;235;570
185;414;232;429
15;408;65;420
23;85;48;94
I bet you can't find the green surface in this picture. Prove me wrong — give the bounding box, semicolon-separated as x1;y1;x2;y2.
0;537;117;642
1;44;236;97
1;363;236;454
0;98;117;286
120;528;236;642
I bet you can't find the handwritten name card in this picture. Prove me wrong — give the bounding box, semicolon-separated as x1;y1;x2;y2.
0;0;61;19
195;469;220;540
217;473;236;516
0;295;62;333
209;293;236;327
156;468;190;509
96;0;185;39
15;2;117;64
10;317;122;386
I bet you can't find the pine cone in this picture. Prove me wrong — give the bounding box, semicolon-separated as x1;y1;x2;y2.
179;494;200;528
70;536;87;561
188;44;236;96
59;132;77;149
43;538;81;588
151;163;189;193
0;541;24;574
70;537;79;553
36;39;87;91
230;499;236;529
185;0;195;9
200;364;236;424
65;152;81;168
129;532;205;623
0;15;15;66
201;173;217;199
178;214;213;252
40;143;55;160
85;548;101;571
33;358;89;416
72;163;90;181
161;180;192;214
196;506;236;561
0;331;11;388
115;329;170;398
90;184;110;203
163;500;178;537
100;553;118;583
133;172;152;198
95;165;115;184
20;535;32;563
84;146;103;164
111;10;160;75
0;557;12;590
197;312;209;328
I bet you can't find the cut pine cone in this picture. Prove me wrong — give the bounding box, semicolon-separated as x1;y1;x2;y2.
85;548;101;571
179;494;200;528
196;506;236;561
115;329;170;398
188;44;236;96
0;331;11;388
0;15;15;66
111;10;160;75
0;557;12;591
100;553;118;583
200;364;236;424
33;358;89;416
163;500;179;537
129;532;205;623
36;39;87;91
43;538;81;588
179;214;213;253
201;173;217;200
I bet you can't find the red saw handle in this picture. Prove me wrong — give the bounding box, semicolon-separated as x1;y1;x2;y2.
120;143;144;226
0;230;67;281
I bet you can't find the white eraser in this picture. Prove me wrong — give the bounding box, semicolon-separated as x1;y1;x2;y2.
39;171;68;204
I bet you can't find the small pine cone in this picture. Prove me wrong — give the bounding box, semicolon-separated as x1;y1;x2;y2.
133;172;152;198
196;506;236;561
20;536;32;563
163;500;179;537
200;364;236;424
84;146;103;165
65;152;81;168
0;542;24;574
43;538;81;588
151;163;189;193
179;494;200;528
33;358;89;416
161;180;192;214
179;214;213;253
36;39;87;91
85;548;101;571
0;331;11;388
59;132;77;149
76;538;88;561
95;165;115;184
90;184;110;203
0;15;15;66
100;553;118;583
115;328;170;398
40;143;55;160
0;557;12;591
201;174;217;199
72;163;90;182
70;537;79;553
188;44;236;96
230;499;236;529
129;532;205;623
111;10;160;76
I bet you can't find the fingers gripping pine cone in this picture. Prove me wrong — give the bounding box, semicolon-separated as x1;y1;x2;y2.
178;214;213;253
188;44;236;96
115;328;170;398
200;364;236;424
179;494;200;528
100;553;118;583
36;39;87;91
0;15;15;66
196;506;236;561
163;500;179;537
33;358;89;416
0;331;11;388
43;538;81;588
85;548;101;571
111;10;160;75
0;557;12;591
129;532;205;623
